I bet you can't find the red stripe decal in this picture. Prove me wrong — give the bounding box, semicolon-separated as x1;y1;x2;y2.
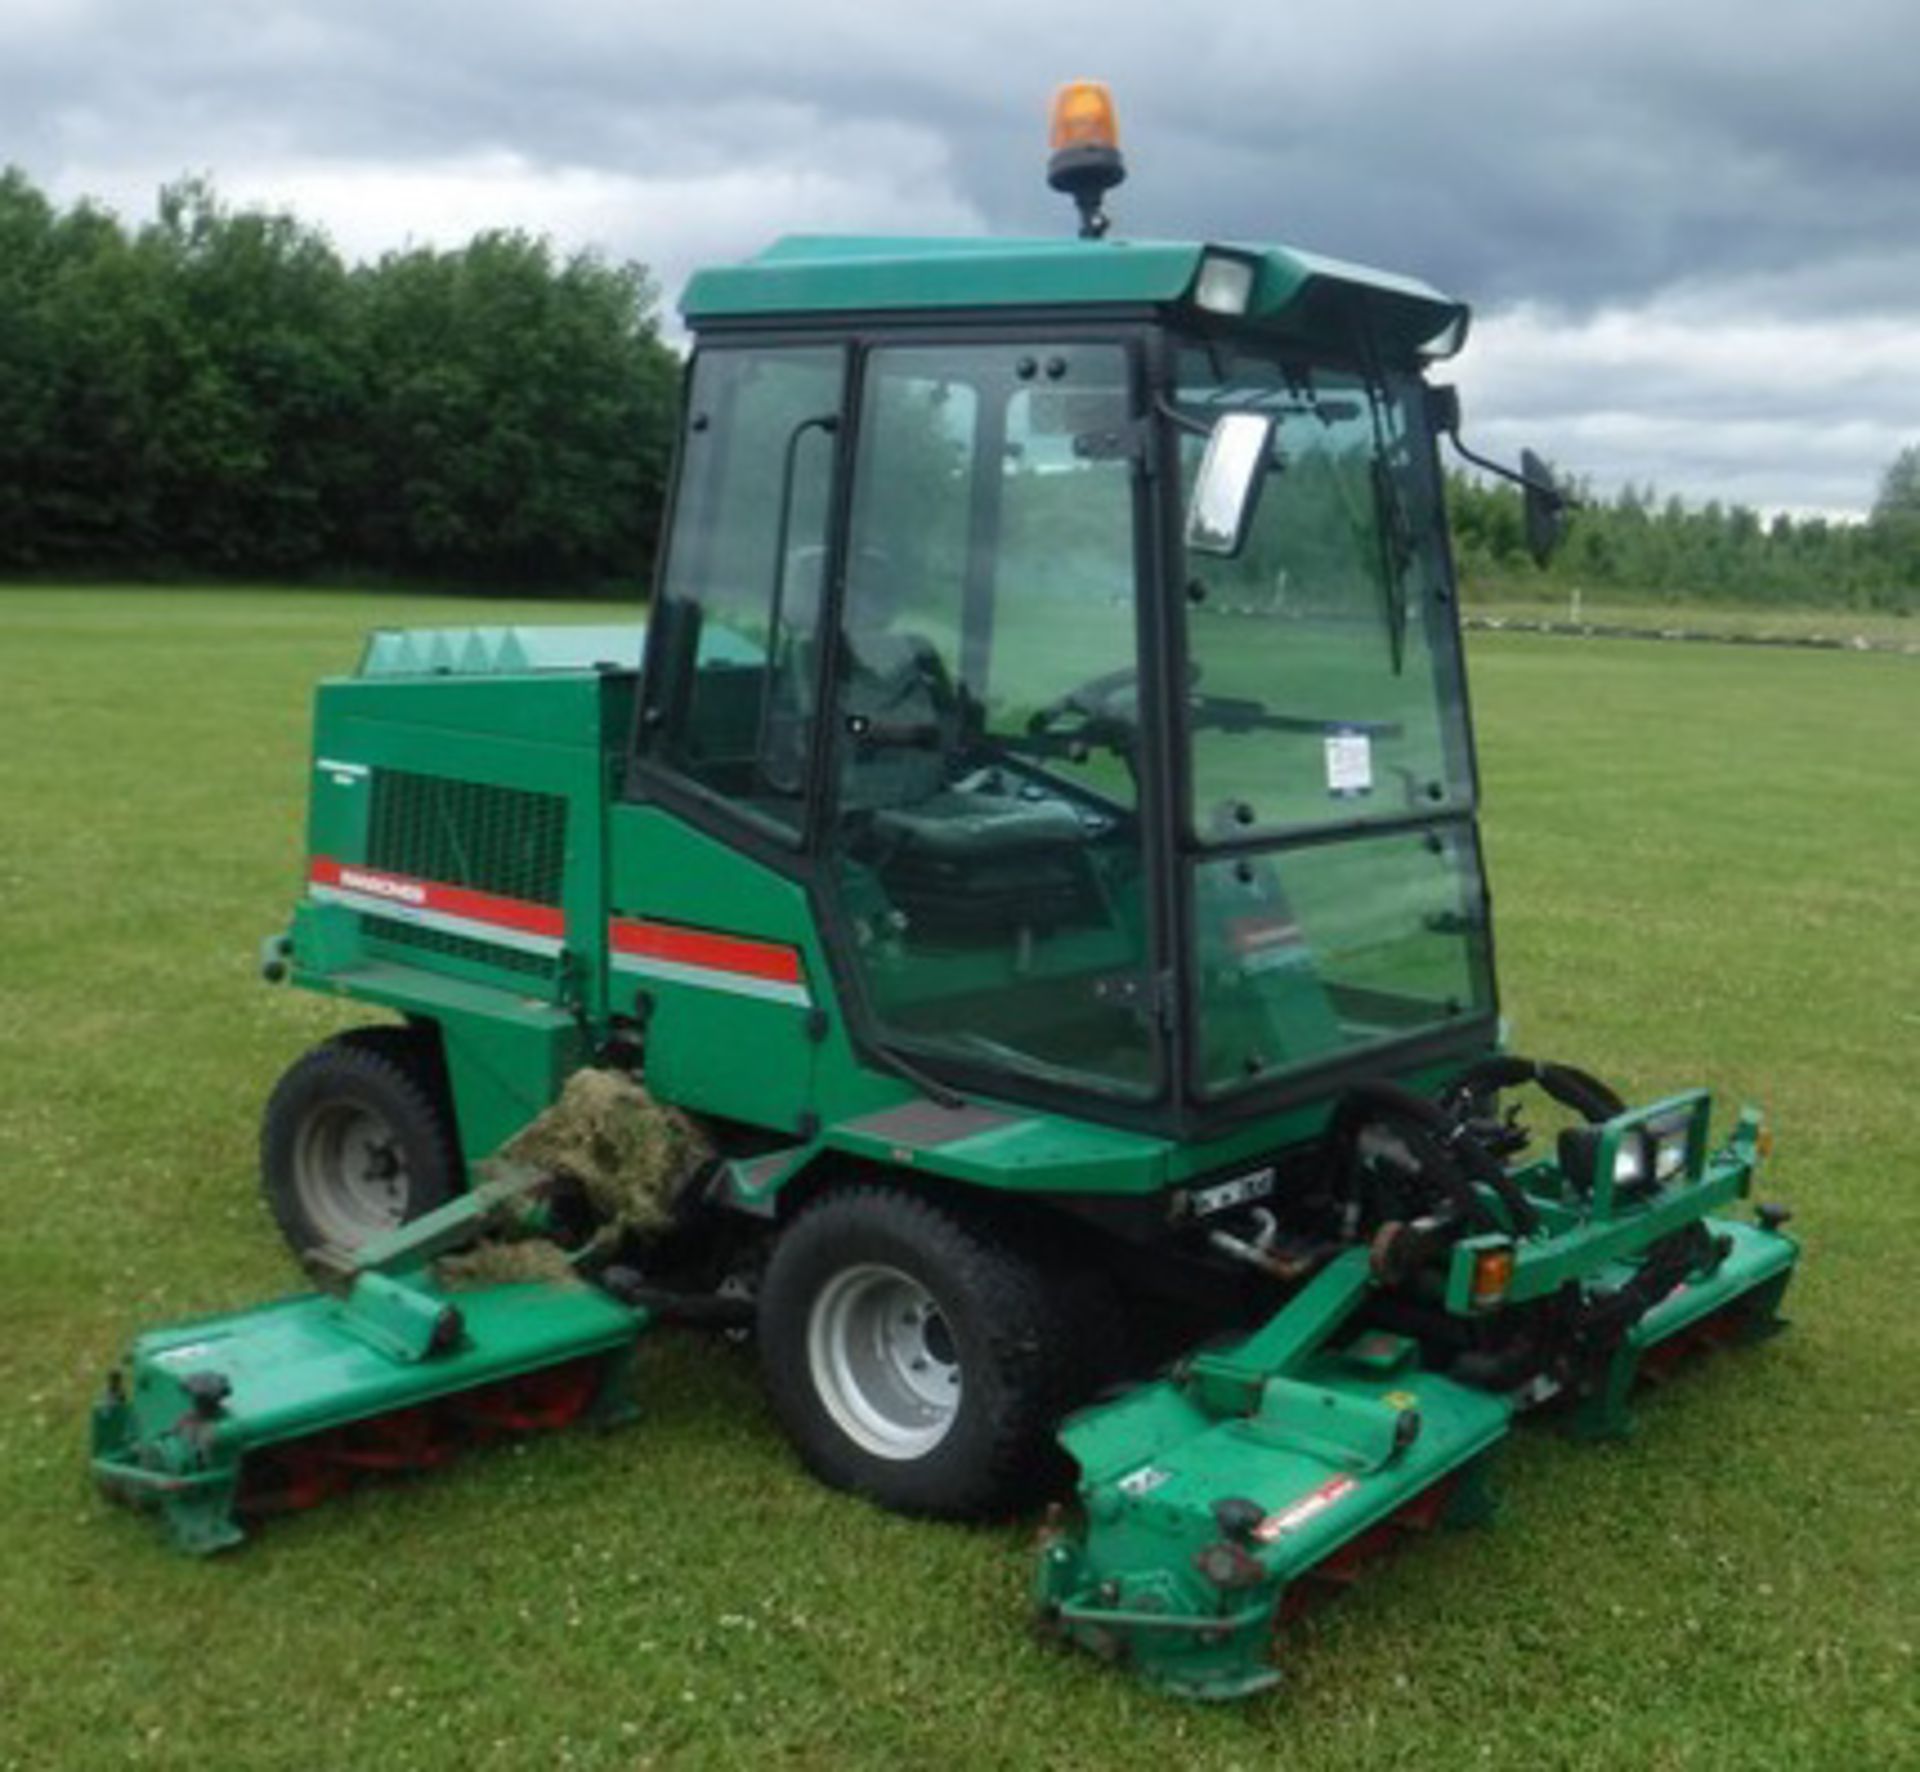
310;857;566;940
609;917;803;986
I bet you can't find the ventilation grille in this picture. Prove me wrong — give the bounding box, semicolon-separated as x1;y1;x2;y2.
366;769;567;906
361;914;557;979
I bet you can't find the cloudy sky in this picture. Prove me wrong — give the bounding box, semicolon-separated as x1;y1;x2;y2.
6;0;1916;517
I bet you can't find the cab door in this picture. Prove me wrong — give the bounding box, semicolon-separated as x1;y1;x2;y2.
620;344;848;1134
818;339;1165;1103
636;344;846;837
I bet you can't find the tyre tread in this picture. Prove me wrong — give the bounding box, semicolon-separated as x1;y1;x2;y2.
757;1183;1111;1518
259;1031;461;1257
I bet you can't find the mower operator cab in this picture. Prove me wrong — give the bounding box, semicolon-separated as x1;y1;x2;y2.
635;233;1495;1127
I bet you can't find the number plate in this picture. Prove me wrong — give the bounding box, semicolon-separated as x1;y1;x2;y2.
1191;1166;1276;1217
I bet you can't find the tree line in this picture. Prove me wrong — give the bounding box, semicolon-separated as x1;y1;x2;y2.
1449;457;1920;613
0;169;678;587
1;166;1915;609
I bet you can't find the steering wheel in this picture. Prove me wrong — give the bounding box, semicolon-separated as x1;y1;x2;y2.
1030;664;1144;731
1029;663;1412;789
1027;663;1203;761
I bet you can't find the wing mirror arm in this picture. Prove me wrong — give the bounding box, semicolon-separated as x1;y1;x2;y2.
1428;384;1577;567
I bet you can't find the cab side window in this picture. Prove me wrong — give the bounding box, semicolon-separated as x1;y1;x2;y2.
642;347;844;834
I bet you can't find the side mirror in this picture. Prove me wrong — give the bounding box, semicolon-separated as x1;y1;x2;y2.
1186;412;1276;557
1430;386;1580;569
1521;448;1569;567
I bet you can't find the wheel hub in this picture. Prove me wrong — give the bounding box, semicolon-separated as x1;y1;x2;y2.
806;1264;961;1460
293;1102;411;1244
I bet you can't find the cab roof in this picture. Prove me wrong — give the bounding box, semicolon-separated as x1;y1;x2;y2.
680;234;1469;361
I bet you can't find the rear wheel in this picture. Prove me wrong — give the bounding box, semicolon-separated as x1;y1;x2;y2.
260;1030;460;1257
757;1186;1108;1518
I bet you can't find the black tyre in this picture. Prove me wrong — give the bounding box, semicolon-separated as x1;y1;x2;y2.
756;1185;1107;1518
260;1030;461;1257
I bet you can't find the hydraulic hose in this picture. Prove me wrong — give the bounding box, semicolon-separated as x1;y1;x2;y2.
1327;1080;1539;1236
1441;1055;1625;1125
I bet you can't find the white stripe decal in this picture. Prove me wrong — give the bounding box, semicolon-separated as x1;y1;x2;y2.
310;883;565;958
611;950;812;1008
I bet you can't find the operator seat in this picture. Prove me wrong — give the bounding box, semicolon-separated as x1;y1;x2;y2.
838;609;1100;940
761;550;1102;937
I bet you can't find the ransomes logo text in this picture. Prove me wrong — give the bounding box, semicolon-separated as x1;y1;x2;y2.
337;867;426;906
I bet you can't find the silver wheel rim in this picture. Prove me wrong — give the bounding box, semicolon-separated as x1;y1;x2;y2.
806;1264;961;1460
292;1101;411;1245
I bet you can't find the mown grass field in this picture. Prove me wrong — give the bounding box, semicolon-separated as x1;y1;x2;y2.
1;586;1915;1770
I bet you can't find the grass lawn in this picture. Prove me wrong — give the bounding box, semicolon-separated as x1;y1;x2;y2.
1;585;1914;1770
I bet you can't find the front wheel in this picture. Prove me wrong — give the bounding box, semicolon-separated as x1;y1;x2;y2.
757;1186;1103;1518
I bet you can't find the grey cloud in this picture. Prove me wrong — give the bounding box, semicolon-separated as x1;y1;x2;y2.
16;2;1912;308
5;0;1917;513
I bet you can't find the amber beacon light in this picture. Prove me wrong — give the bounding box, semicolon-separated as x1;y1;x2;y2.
1047;80;1127;238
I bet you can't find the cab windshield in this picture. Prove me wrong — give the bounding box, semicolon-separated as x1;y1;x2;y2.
1172;339;1494;1094
1175;343;1473;836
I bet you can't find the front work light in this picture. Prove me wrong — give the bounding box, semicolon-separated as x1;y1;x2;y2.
1612;1136;1650;1192
1649;1116;1693;1184
1557;1092;1712;1209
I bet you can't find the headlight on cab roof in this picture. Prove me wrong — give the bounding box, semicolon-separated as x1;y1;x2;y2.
1191;251;1257;316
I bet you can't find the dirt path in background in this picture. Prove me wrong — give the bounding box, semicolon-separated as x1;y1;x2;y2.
1465;614;1920;654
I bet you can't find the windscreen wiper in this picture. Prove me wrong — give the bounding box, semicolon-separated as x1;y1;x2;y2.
1360;366;1414;676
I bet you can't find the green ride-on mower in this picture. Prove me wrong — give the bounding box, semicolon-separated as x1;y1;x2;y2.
92;85;1799;1700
